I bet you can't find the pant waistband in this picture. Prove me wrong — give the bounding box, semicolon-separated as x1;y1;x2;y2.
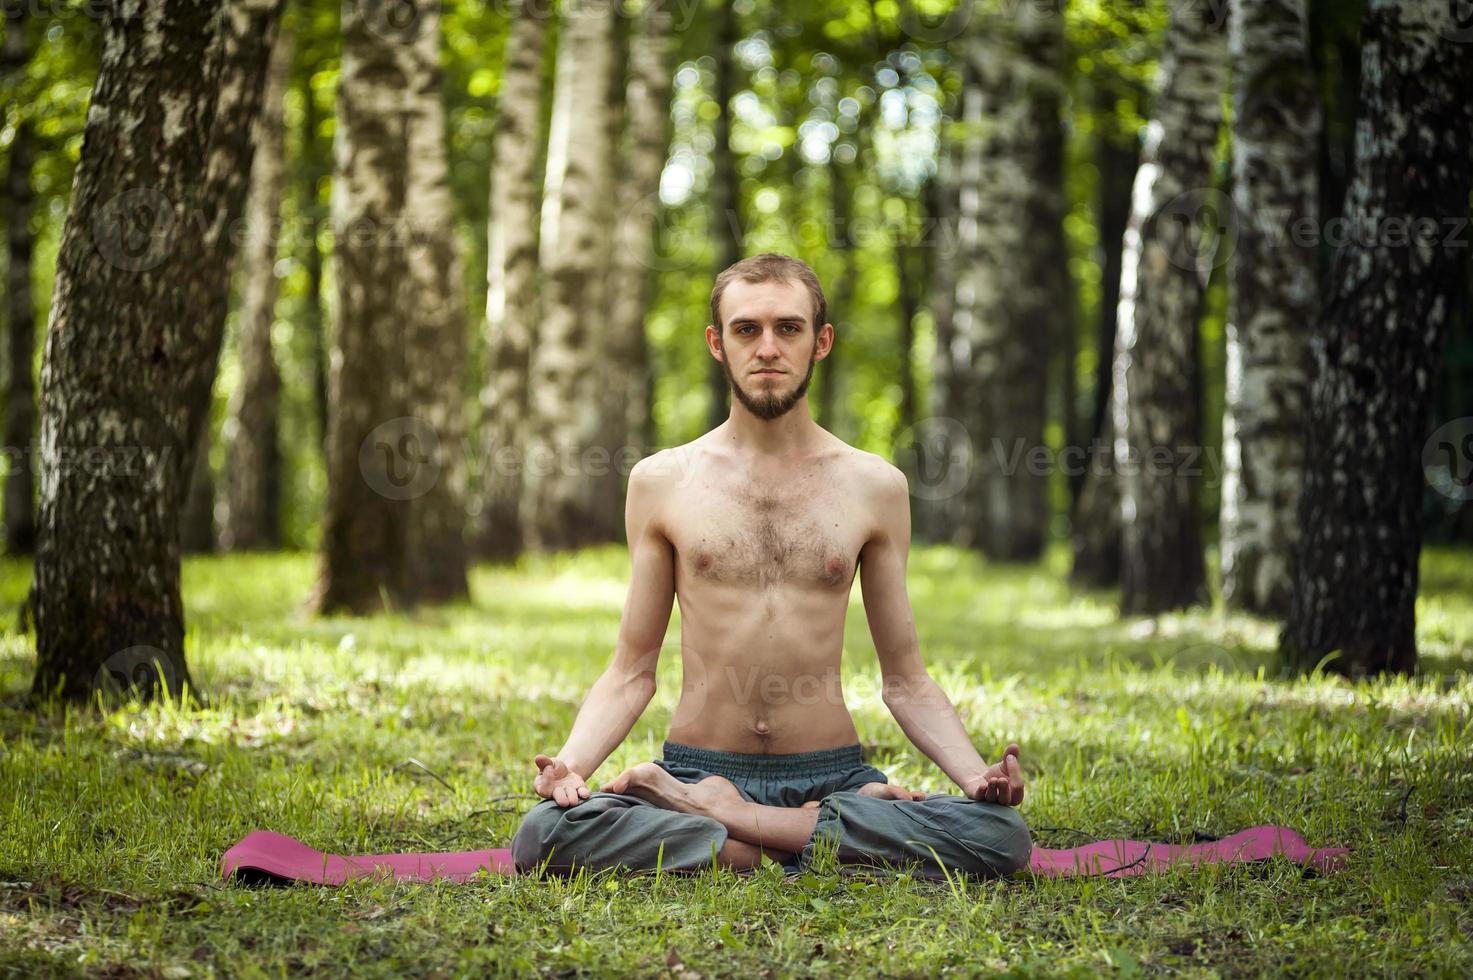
661;741;865;779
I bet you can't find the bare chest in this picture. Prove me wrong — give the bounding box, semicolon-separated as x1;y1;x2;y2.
666;476;865;591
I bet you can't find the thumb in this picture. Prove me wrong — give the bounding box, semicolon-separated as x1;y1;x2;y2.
1004;743;1021;760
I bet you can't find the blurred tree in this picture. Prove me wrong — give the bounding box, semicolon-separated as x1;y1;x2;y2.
222;27;294;552
315;0;420;613
31;0;283;701
478;0;549;561
706;0;742;431
403;3;470;604
1068;88;1139;589
945;0;1066;560
179;429;216;553
600;0;676;522
1112;3;1225;615
523;0;620;550
1282;0;1472;676
2;0;36;554
1219;0;1320;615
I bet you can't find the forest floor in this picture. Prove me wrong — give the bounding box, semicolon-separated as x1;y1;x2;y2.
0;545;1470;977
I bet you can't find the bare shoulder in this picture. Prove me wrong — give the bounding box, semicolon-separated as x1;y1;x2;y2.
836;442;908;501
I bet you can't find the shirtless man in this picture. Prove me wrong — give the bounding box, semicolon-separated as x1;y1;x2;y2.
512;253;1030;878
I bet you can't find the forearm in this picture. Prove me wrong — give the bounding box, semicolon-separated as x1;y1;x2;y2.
555;664;656;779
883;673;990;794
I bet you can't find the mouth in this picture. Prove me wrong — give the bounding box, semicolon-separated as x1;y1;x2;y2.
752;370;785;376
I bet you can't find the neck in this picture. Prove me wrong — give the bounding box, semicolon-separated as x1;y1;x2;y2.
719;398;822;456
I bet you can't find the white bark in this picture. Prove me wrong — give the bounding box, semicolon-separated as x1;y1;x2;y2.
1220;0;1320;615
523;0;619;551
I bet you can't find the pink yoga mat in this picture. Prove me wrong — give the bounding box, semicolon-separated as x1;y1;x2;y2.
220;825;1347;885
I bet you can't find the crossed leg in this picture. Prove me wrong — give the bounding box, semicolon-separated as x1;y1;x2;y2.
602;760;1031;878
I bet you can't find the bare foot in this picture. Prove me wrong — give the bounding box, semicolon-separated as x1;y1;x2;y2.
602;763;745;818
856;781;926;802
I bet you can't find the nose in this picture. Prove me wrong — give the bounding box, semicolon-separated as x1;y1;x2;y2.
756;329;781;360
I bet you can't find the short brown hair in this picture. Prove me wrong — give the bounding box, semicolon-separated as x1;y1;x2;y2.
709;253;828;334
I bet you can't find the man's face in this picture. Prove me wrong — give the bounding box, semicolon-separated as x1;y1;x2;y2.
711;278;830;421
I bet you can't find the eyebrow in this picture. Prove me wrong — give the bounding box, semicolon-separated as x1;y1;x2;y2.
729;316;808;327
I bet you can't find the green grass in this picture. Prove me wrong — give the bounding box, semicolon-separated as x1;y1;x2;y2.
1;545;1470;977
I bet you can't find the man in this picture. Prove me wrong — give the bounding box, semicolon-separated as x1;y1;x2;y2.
512;253;1030;878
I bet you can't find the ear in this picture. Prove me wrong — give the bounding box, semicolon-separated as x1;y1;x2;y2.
814;322;835;361
705;324;724;362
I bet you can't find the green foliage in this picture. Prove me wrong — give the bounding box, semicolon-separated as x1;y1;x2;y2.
1;545;1471;974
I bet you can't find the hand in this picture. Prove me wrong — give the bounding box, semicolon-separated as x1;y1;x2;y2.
856;781;927;802
534;754;591;807
968;743;1024;807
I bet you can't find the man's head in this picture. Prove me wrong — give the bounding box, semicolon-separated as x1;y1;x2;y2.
707;253;833;421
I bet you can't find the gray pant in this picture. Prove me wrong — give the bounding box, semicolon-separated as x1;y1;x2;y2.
512;743;1031;879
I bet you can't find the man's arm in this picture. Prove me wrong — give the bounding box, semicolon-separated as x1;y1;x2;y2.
534;455;677;806
858;464;1022;804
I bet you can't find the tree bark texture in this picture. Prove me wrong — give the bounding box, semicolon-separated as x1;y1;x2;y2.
31;0;285;701
3;0;36;554
523;0;619;551
478;0;548;560
402;1;469;604
222;25;292;551
1112;3;1225;614
950;1;1066;561
598;1;673;532
1220;0;1320;615
1282;0;1473;676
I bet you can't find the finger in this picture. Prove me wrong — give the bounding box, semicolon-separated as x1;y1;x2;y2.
1004;742;1021;760
802;800;821;809
578;783;590;799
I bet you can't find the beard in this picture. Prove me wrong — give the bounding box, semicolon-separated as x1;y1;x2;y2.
722;338;819;421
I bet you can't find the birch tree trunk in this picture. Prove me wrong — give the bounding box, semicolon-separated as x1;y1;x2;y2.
1068;108;1138;588
1219;0;1320;615
3;0;36;554
297;67;329;453
315;0;417;613
478;0;548;561
598;1;673;528
1282;0;1472;676
1112;4;1226;615
222;27;293;551
706;0;741;431
951;1;1066;560
914;115;963;545
522;0;618;551
30;0;287;702
403;2;469;604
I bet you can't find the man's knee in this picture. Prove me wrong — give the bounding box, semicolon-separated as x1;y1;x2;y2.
926;797;1032;878
985;804;1033;876
510;800;564;871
